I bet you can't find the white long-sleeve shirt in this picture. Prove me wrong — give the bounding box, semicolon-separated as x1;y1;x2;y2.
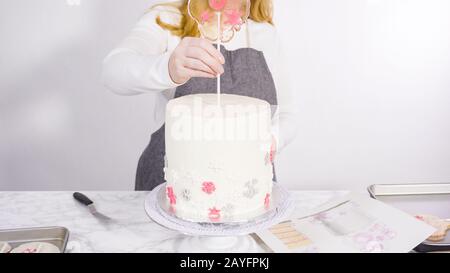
102;5;297;151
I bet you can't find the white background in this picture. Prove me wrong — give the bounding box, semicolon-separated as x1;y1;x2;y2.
1;0;449;191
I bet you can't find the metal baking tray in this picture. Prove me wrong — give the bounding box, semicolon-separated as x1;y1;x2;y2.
0;226;69;253
368;183;450;252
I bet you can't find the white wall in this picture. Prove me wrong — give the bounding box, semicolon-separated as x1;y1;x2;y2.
1;0;449;191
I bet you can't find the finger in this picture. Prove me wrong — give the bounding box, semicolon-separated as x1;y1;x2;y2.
188;38;225;64
186;47;224;75
187;69;217;79
183;57;216;75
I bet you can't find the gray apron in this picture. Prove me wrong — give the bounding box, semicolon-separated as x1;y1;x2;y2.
135;45;278;191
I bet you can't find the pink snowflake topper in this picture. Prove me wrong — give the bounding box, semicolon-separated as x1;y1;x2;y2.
188;0;250;43
202;181;216;194
224;9;242;26
166;186;177;205
200;11;211;24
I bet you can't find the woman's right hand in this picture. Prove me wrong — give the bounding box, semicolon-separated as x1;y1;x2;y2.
168;37;225;84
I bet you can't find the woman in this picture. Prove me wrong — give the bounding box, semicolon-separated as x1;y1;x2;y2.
102;0;297;191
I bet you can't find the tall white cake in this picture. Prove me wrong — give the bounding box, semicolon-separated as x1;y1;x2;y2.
164;94;274;223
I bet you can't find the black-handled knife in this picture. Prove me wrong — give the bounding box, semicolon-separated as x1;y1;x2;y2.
73;192;112;221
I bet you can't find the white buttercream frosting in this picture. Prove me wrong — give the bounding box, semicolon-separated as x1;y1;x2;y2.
164;94;274;223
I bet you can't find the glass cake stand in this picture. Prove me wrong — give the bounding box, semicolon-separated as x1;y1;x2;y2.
144;182;295;253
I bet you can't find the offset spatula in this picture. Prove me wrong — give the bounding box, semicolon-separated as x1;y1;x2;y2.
73;192;112;221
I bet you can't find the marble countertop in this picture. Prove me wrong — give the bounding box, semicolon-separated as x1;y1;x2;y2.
0;191;348;253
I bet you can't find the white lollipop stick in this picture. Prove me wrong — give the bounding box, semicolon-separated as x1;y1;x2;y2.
216;12;221;106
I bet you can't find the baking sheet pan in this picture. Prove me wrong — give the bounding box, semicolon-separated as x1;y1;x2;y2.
368;183;450;252
0;226;69;253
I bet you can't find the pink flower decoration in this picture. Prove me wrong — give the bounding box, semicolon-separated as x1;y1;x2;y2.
200;10;211;23
379;226;397;240
365;241;384;253
169;205;176;214
270;142;275;163
167;186;177;205
264;193;270;209
23;248;37;253
224;9;242;26
202;181;216;194
353;233;373;244
385;230;397;239
209;0;227;11
314;212;330;222
208;207;221;222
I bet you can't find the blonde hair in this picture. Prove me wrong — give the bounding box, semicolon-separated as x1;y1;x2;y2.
153;0;273;38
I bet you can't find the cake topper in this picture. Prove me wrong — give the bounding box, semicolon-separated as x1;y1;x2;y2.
188;0;250;43
188;0;251;104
